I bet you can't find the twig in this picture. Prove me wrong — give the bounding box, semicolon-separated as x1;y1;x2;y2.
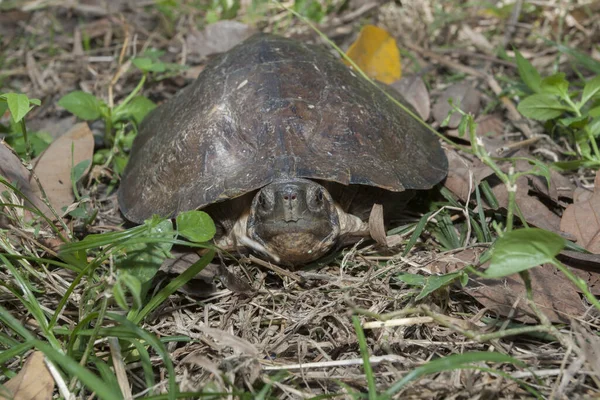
262;354;407;371
109;338;134;400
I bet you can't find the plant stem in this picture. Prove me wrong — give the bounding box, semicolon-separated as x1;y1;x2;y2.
564;96;600;159
552;259;600;312
117;73;147;111
19;119;32;162
505;169;517;232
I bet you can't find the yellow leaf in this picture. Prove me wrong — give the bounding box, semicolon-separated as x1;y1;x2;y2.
344;25;401;84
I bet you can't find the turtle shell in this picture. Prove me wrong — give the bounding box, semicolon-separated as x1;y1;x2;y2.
119;33;447;223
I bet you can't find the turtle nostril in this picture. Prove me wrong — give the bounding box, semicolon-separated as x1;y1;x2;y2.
291;194;297;200
283;195;289;200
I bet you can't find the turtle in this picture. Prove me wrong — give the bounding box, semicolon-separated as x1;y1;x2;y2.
118;33;448;266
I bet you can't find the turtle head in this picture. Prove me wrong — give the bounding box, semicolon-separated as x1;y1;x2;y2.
247;179;340;265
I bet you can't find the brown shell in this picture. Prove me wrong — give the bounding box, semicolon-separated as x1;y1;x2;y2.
119;34;447;223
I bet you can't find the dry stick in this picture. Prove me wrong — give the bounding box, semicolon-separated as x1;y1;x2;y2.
403;42;535;140
262;354;406;371
108;22;131;109
247;254;305;284
503;0;524;47
108;338;134;400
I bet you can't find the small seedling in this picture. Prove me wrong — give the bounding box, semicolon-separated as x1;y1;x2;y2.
514;49;600;168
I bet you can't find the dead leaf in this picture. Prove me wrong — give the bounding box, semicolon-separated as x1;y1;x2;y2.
0;141;45;221
389;75;430;120
573;186;593;203
446;115;506;153
345;25;401;84
433;82;481;128
31;122;94;217
185;21;257;62
0;351;55;400
528;169;574;203
443;148;493;203
443;148;566;235
560;171;600;253
488;175;563;234
430;249;587;323
368;203;387;246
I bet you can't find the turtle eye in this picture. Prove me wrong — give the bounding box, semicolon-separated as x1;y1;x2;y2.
315;189;324;205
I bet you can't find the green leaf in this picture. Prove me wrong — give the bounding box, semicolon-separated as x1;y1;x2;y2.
176;211;216;243
132;57;166;73
5;93;31;123
415;271;466;301
0;100;8;118
485;228;566;278
589;105;600;118
559;115;588;128
116;219;175;283
540;73;569;98
514;49;542;93
589;117;600;137
552;159;600;170
112;96;156;125
5;131;52;158
115;272;143;310
395;273;426;286
58;91;104;120
72;159;91;182
580;75;600;107
517;93;568;121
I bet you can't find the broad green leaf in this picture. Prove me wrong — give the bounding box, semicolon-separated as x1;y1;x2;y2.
395;273;426;286
132;57;166;73
112;96;156;125
116;219;175;283
540;73;569;98
176;210;216;243
517;93;568;121
58;91;103;120
485;228;566;278
72;159;91;182
580;75;600;107
589;117;600;137
415;271;466;301
5;131;52;158
589;105;600;118
514;49;542;93
114;272;143;310
0;100;8;117
5;93;31;123
559;115;588;128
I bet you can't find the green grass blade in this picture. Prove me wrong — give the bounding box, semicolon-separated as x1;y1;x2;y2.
34;340;125;400
0;341;34;364
106;314;178;400
352;316;377;399
384;351;526;396
129;249;215;324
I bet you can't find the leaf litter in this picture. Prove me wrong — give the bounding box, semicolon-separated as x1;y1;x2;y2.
1;1;600;398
